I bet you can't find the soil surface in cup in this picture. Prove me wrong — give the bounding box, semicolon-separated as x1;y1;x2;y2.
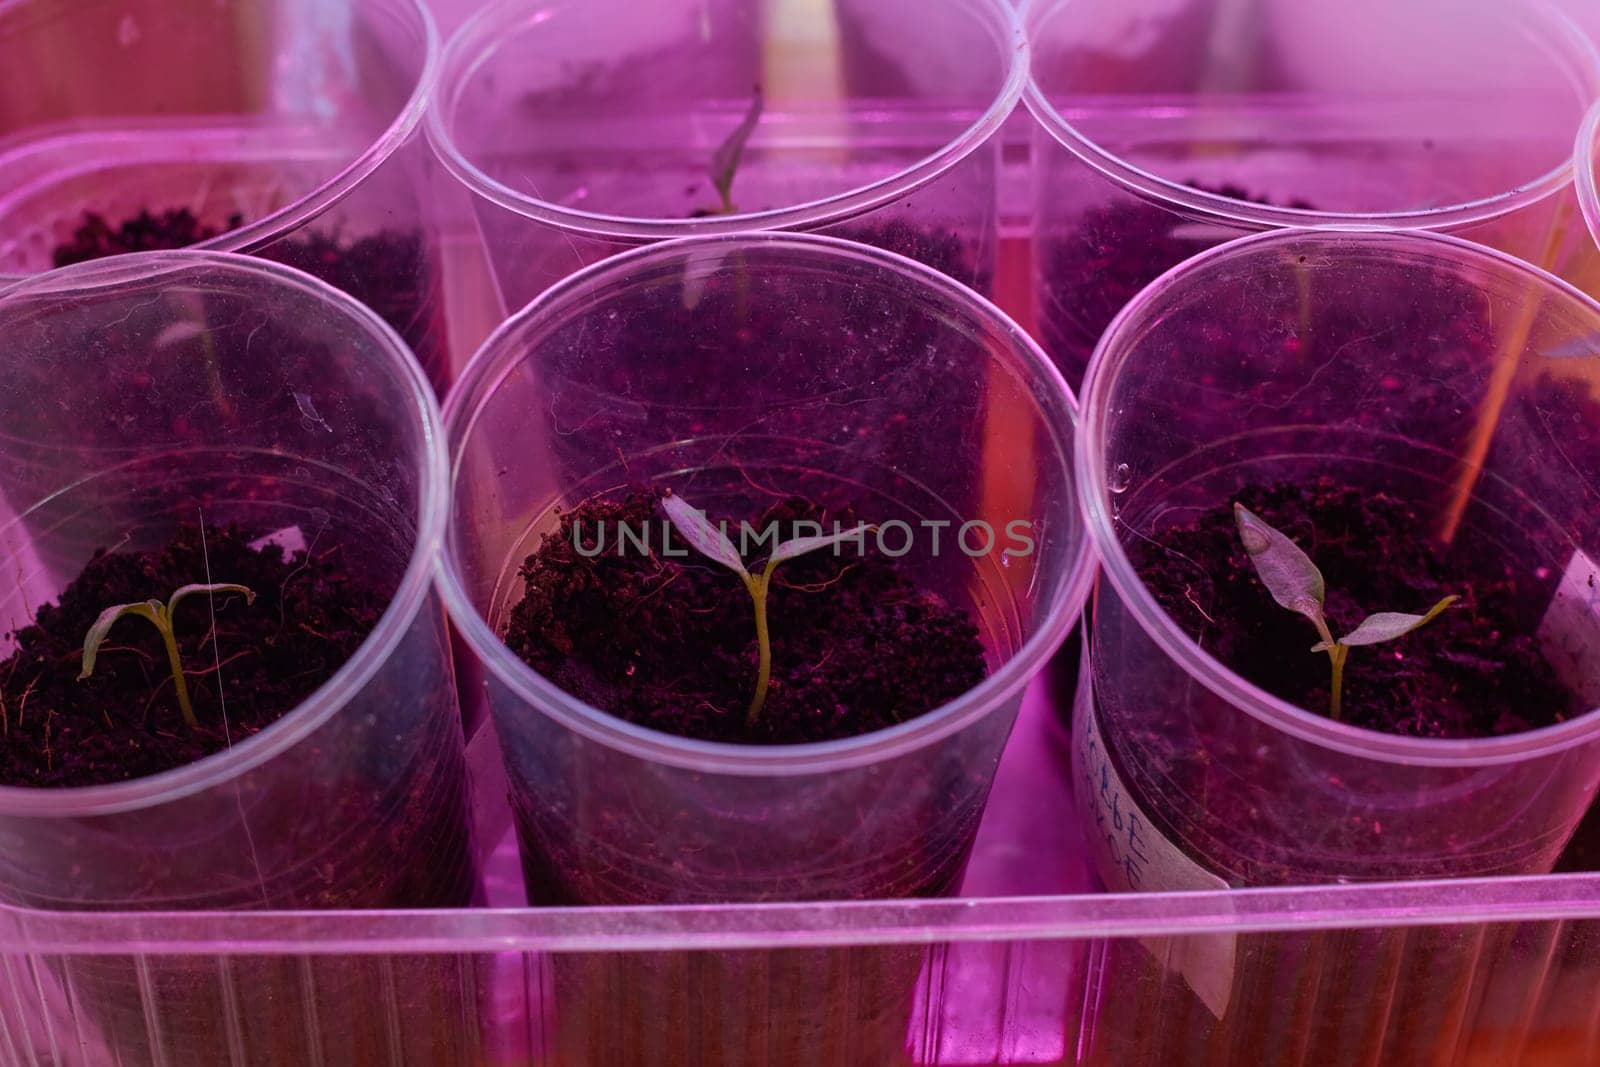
0;524;384;788
504;489;988;745
829;217;992;293
51;208;444;387
1129;478;1582;739
1043;182;1313;386
539;217;991;539
52;209;236;263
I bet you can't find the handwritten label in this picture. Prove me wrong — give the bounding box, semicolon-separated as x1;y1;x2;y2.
1072;646;1237;1020
1077;690;1156;893
1539;550;1600;708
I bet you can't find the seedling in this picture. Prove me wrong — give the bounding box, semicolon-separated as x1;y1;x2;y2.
663;492;869;726
78;583;257;730
1233;503;1457;721
703;86;764;216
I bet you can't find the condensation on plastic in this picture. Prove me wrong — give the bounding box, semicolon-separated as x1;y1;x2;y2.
1024;0;1600;387
0;0;466;390
425;0;1025;311
0;252;476;1065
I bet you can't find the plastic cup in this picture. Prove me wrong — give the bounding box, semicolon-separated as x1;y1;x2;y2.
1025;0;1600;388
426;0;1025;313
0;0;461;392
1072;227;1600;1063
1079;228;1600;890
440;232;1094;1063
0;252;476;1064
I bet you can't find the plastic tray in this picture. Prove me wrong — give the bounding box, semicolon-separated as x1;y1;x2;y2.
2;675;1599;1065
2;109;1599;1066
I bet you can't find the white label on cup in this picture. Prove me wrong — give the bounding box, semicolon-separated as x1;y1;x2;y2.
1539;550;1600;708
1073;659;1236;1020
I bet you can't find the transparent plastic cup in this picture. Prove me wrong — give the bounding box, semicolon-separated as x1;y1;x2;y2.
0;252;477;1064
426;0;1025;313
1073;227;1600;1063
439;232;1094;1064
0;0;461;392
1025;0;1600;388
1079;228;1600;889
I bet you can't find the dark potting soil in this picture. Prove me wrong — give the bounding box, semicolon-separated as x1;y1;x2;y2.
1093;249;1496;470
50;208;444;387
504;490;988;745
1196;182;1316;211
264;228;441;375
1042;181;1313;386
826;217;993;294
539;218;990;523
0;524;384;789
1129;478;1581;739
52;209;242;266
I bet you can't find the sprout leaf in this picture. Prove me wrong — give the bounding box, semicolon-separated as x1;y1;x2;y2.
1316;596;1460;650
663;492;748;578
709;87;764;215
78;601;163;681
1234;501;1460;722
77;583;257;730
167;583;257;619
1233;503;1326;623
770;525;873;566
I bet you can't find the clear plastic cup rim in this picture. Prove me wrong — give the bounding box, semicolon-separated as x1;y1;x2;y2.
438;230;1099;777
1023;0;1600;233
1077;226;1600;769
424;0;1027;242
0;250;450;815
1580;101;1600;249
1;0;440;281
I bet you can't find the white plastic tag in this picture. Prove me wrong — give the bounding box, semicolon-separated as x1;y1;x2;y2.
1539;550;1600;708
